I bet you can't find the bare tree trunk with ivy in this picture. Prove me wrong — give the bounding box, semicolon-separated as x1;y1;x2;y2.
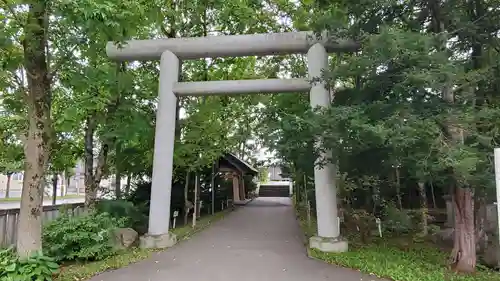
17;0;52;258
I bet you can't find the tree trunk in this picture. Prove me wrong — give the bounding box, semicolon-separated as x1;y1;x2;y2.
51;174;58;205
5;173;12;198
125;174;131;196
65;173;70;196
395;167;402;210
430;180;437;209
474;195;487;254
91;143;110;206
115;170;121;199
417;182;428;235
184;171;190;225
83;115;110;209
84;115;98;209
450;187;476;273
83;62;121;208
17;0;52;258
60;173;65;197
211;162;215;214
303;173;308;207
114;142;122;199
428;0;477;271
76;178;80;195
192;173;199;228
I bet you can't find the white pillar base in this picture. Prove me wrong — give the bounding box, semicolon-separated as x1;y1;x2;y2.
309;236;348;253
139;233;177;249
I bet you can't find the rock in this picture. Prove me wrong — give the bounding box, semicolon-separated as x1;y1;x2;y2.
482;243;500;269
112;228;139;250
431;228;454;248
476;232;489;254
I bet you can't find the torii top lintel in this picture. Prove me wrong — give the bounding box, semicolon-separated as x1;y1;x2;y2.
106;31;359;61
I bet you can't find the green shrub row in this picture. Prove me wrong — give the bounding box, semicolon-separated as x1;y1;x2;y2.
0;199;147;280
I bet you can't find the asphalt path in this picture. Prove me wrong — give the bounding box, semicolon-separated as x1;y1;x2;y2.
89;197;387;281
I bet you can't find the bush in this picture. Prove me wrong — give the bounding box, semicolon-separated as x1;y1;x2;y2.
96;200;148;234
127;180;186;216
43;212;125;262
0;248;59;281
382;203;413;234
126;181;151;215
343;209;376;241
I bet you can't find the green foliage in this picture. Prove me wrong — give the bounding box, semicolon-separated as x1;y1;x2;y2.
0;248;59;281
428;224;441;235
54;210;230;281
258;167;269;183
311;244;500;281
296;201;499;281
43;212;125;262
243;175;257;193
96;200;148;235
126;181;153;216
2;0;499;275
382;203;413;234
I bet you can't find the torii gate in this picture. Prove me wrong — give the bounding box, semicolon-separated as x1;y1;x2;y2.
106;31;357;253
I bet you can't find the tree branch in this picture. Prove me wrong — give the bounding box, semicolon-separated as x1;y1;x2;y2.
47;44;80;83
0;0;24;26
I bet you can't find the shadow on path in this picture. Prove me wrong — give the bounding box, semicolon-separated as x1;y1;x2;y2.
90;197;385;281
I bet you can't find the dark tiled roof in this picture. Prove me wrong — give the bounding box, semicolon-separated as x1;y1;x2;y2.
222;153;258;175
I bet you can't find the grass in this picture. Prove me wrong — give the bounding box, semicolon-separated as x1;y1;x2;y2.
294;203;500;281
0;194;84;203
54;209;231;281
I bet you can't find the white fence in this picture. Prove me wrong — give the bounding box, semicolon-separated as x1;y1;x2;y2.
0;203;85;248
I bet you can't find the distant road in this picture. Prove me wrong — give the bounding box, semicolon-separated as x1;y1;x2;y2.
0;197;85;210
0;189;82;198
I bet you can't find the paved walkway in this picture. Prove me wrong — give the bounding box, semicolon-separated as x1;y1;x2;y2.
90;197;384;281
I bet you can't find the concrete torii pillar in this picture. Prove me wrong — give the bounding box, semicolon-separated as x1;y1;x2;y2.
139;51;179;248
307;43;348;252
106;31;357;251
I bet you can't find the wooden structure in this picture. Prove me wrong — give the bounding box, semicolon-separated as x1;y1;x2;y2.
218;153;258;202
0;202;84;248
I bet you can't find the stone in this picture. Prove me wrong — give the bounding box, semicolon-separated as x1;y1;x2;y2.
485;204;498;233
445;202;499;232
482;242;500;269
140;232;177;249
112;228;139;250
476;232;490;254
431;228;454;248
309;236;348;253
